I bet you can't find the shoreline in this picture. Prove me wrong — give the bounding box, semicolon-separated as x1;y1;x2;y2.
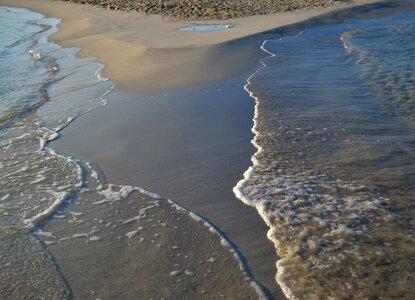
235;9;415;298
2;0;415;299
0;0;389;91
50;71;286;298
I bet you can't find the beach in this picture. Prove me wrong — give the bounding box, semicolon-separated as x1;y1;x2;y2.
1;0;415;299
0;0;382;92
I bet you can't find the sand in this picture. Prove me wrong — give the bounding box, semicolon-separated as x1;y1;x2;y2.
35;185;261;299
0;0;386;91
50;73;286;297
2;0;415;299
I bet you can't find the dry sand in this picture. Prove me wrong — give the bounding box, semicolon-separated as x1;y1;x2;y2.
0;0;384;91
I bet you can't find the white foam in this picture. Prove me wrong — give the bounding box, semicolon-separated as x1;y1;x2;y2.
47;132;60;142
95;65;109;81
125;229;139;239
170;270;181;276
232;35;313;300
29;175;46;184
28;49;41;60
53;214;66;219
20;120;86;230
231;31;399;299
72;233;89;238
179;24;232;31
89;236;101;242
1;194;10;201
33;228;55;238
24;192;69;228
69;211;84;216
101;84;116;97
51;116;78;140
121;203;159;224
98;84;116;109
94;185;136;204
167;199;268;299
89;229;101;235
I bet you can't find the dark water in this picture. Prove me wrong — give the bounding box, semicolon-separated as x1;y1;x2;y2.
235;9;415;300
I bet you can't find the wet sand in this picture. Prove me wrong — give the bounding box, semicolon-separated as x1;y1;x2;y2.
51;73;287;297
36;185;261;299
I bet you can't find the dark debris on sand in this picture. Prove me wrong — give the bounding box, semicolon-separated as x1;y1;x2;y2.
56;0;351;20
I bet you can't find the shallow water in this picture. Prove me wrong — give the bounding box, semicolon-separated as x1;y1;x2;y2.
179;24;231;31
0;6;114;298
0;6;265;299
235;9;415;299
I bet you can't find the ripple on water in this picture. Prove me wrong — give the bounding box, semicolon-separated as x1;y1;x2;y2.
235;10;415;299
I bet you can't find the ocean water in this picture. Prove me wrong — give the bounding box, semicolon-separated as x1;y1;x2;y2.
0;6;115;298
235;9;415;299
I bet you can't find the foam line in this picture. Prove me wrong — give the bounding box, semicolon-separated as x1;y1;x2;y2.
95;64;109;81
24;192;70;228
86;181;268;298
232;34;304;300
167;198;269;300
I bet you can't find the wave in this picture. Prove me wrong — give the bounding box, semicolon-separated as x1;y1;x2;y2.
234;11;415;299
